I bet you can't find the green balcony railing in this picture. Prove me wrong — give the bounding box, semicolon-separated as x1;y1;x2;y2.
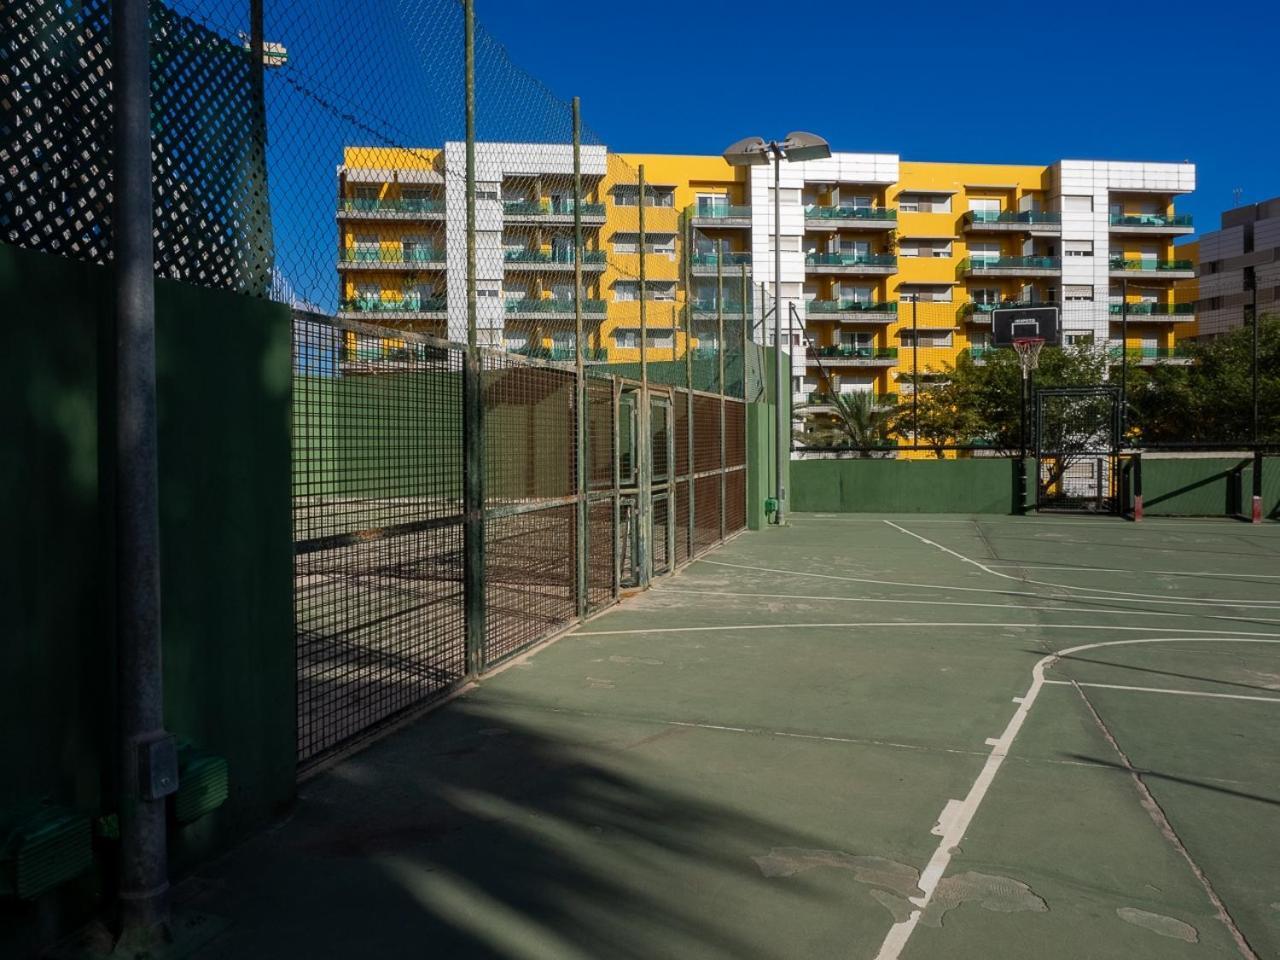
964;210;1062;226
690;299;749;313
1109;257;1194;272
962;256;1061;272
339;296;446;314
817;345;899;360
503;199;606;217
504;298;606;314
1108;213;1193;228
805;391;898;406
503;249;607;265
962;299;1059;315
806;299;898;315
341;247;444;264
805;253;897;268
337;197;444;215
969;345;998;358
692;203;752;219
1108;302;1196;316
1108;345;1196;361
690;251;752;267
804;205;897;221
508;345;609;361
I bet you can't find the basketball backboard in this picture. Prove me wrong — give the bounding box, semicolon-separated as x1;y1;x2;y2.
991;305;1061;346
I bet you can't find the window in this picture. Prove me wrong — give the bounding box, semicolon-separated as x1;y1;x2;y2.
839;283;875;302
839;331;874;347
402;234;437;260
651;282;677;301
504;331;531;350
612;233;676;255
1064;240;1093;257
900;239;952;258
551;332;576;351
1061;195;1093;213
768;235;802;253
355;282;381;302
402;187;434;202
897;193;951;213
352;233;379;259
835;193;872;209
901;330;953;347
898;284;953;303
1064;285;1094;302
612;327;674;348
767;187;802;205
613;185;674;207
971;287;1001;305
614;280;676;301
614;281;638;302
476;188;499;201
968;198;1000;213
352;185;379;201
968;241;1001;263
476;281;500;299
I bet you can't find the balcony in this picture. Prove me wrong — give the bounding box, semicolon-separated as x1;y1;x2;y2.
1108;344;1195;366
504;298;607;321
961;300;1059;322
1108;257;1195;279
503;199;606;226
968;345;999;364
962;210;1061;236
336;197;444;220
1108;302;1196;322
503;249;608;272
816;345;899;366
508;345;609;362
805;252;897;275
690;203;752;229
690;251;752;275
804;205;897;231
1108;213;1194;236
804;391;897;409
338;296;446;321
690;299;750;316
806;300;898;323
338;247;445;271
961;256;1060;278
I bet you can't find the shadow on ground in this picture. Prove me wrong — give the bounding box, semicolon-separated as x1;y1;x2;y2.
183;694;847;960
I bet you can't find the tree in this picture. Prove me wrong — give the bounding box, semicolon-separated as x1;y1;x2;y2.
794;391;897;455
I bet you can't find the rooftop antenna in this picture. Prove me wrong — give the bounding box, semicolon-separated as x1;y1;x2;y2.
1232;187;1244;207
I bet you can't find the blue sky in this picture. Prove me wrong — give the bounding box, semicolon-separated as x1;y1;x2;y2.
478;0;1275;239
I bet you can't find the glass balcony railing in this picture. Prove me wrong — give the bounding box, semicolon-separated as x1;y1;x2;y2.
805;391;897;406
1108;345;1196;360
804;205;897;221
962;299;1058;315
1108;213;1193;228
690;251;752;267
817;345;899;360
969;345;998;358
692;203;752;219
1109;257;1194;272
337;197;444;214
509;345;609;361
964;210;1062;225
341;247;444;264
503;199;606;217
503;249;607;264
961;256;1061;271
1108;302;1196;316
690;299;749;313
504;298;606;314
805;253;897;268
339;296;446;313
806;299;898;314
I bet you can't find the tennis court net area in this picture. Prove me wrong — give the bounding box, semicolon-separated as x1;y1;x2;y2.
189;512;1278;959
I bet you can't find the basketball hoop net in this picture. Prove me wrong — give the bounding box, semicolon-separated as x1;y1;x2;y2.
1012;337;1045;380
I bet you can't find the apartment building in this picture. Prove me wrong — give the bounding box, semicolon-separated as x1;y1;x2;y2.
1177;196;1280;339
334;146;1196;389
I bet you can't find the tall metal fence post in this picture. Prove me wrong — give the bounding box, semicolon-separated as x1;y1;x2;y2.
717;239;726;540
685;287;695;555
1120;277;1129;440
112;0;174;942
462;0;485;674
911;294;919;441
740;270;749;400
572;97;588;613
636;164;650;583
1251;307;1262;522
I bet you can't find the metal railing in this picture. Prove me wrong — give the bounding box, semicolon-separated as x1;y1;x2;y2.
690;251;752;266
1108;345;1196;360
504;297;606;314
1108;213;1193;227
961;256;1062;271
806;299;898;315
502;199;606;217
1108;302;1196;316
1109;257;1194;272
817;345;899;359
337;197;444;214
805;253;897;267
340;247;444;264
963;210;1062;226
691;203;752;219
962;299;1059;315
804;205;897;221
339;295;447;313
503;249;607;264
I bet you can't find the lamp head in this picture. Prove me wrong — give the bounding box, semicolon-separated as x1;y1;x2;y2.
722;136;771;166
780;131;831;162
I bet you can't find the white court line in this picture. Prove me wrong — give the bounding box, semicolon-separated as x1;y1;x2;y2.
883;520;1280;608
873;636;1280;960
984;564;1280;579
1042;679;1280;704
792;514;1279;531
697;558;1280;612
574;621;1280;639
658;588;1280;628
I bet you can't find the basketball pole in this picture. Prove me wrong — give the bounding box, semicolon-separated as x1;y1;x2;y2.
1018;367;1028;514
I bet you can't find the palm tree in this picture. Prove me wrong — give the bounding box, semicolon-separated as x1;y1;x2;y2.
794;390;897;454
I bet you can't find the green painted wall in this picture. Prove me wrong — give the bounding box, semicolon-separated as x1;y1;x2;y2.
791;458;1021;514
1141;456;1280;517
0;245;294;951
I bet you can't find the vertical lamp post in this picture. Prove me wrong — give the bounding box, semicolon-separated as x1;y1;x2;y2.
722;132;831;525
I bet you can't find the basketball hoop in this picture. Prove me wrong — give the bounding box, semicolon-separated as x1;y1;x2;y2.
1012;337;1045;381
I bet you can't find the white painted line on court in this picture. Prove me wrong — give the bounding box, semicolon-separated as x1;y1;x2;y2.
984;563;1280;580
697;558;1280;611
1042;679;1280;704
883;520;1280;608
574;621;1280;639
872;636;1280;960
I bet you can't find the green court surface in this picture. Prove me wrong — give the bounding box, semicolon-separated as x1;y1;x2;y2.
187;514;1280;960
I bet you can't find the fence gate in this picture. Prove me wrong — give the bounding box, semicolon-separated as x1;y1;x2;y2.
1035;386;1121;513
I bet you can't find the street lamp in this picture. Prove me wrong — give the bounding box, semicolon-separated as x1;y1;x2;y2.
723;132;831;525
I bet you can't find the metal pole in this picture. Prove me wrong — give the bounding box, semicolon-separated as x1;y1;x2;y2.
911;294;919;444
639;164;647;391
1018;371;1029;513
772;149;785;523
572;97;587;616
718;240;726;540
740;268;749;400
1120;277;1128;440
462;0;484;675
1253;306;1262;522
113;0;174;941
637;164;649;582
